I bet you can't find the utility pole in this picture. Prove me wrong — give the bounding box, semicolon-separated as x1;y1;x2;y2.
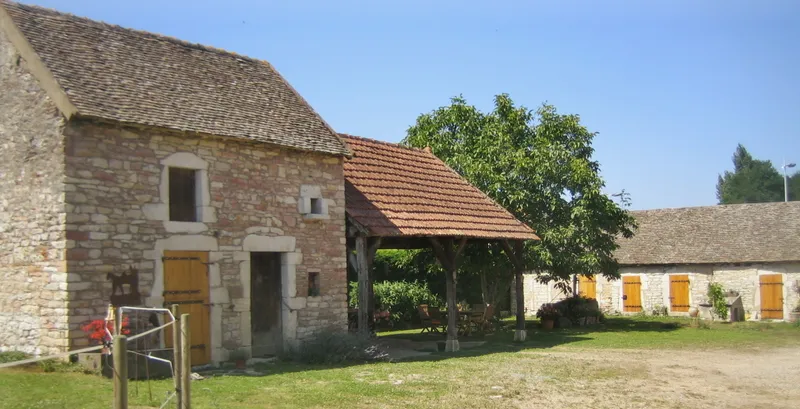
782;160;796;202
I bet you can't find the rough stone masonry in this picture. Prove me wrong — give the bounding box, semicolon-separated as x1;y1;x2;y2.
0;28;349;360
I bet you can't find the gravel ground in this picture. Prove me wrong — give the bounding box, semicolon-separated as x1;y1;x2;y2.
512;347;800;409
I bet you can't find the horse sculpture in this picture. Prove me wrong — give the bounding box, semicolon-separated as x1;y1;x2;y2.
107;266;141;306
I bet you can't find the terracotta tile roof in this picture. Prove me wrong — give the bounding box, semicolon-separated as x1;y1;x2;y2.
616;202;800;265
342;134;539;241
1;1;349;156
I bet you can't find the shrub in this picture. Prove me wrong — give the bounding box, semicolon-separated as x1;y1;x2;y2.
0;351;31;364
554;295;598;323
0;351;82;373
349;280;442;326
281;330;388;364
707;283;728;320
651;305;668;316
536;303;561;321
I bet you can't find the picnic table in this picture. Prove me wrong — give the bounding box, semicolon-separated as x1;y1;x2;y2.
440;309;484;336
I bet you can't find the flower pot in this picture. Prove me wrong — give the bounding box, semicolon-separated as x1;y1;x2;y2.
235;359;247;369
437;341;446;352
541;319;554;330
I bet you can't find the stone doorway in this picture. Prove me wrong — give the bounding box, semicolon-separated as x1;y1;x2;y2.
250;252;283;357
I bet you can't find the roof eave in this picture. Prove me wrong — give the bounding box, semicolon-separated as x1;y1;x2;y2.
619;259;800;267
70;114;350;157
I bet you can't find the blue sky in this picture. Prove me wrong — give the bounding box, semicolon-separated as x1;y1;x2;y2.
24;0;800;210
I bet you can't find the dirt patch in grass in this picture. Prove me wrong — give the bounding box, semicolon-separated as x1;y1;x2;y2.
514;347;800;409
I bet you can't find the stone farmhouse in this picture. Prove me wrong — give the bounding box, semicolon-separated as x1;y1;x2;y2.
0;1;351;363
0;1;540;363
518;202;800;320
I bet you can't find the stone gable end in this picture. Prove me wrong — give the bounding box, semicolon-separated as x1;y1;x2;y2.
0;27;68;355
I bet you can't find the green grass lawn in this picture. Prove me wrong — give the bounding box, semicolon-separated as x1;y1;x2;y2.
1;317;798;409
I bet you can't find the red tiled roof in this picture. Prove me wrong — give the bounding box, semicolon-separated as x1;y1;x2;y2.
342;134;539;241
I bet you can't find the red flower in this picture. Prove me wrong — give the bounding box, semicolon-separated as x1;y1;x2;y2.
81;317;131;345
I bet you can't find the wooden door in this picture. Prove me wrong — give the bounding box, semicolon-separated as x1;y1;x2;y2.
669;275;690;313
578;275;596;299
622;276;642;312
163;251;211;365
250;252;283;357
759;274;784;319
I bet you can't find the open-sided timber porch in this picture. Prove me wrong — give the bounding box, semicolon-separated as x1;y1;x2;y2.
341;134;539;351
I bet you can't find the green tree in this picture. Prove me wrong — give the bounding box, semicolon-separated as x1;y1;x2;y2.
790;173;800;201
403;95;637;293
716;144;785;204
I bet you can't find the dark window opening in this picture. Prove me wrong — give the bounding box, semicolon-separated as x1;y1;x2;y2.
310;198;323;215
308;271;320;297
169;167;197;222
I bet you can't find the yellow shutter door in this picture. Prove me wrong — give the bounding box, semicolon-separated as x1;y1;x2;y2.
163;251;211;365
623;276;642;312
669;275;690;312
579;275;596;299
759;274;784;320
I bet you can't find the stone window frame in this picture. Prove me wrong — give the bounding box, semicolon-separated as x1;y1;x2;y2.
143;152;216;233
297;184;329;220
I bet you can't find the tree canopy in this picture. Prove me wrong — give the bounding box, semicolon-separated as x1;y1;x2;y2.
402;94;636;293
716;144;798;204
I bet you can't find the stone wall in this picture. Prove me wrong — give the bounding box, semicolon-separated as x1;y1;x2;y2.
516;273;570;316
0;30;68;355
713;263;800;319
519;263;800;319
594;266;713;315
63;120;347;362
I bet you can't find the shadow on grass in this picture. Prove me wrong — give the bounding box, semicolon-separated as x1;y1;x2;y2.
226;317;684;377
375;317;684;362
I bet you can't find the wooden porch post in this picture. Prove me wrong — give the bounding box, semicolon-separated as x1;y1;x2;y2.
354;236;382;335
430;237;467;352
366;237;382;323
355;235;370;335
501;240;527;342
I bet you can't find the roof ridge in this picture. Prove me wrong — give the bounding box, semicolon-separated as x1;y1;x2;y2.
4;1;265;65
632;201;800;214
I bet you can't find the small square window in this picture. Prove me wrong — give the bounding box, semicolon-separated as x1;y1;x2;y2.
310;198;323;215
308;271;320;297
169;167;197;222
